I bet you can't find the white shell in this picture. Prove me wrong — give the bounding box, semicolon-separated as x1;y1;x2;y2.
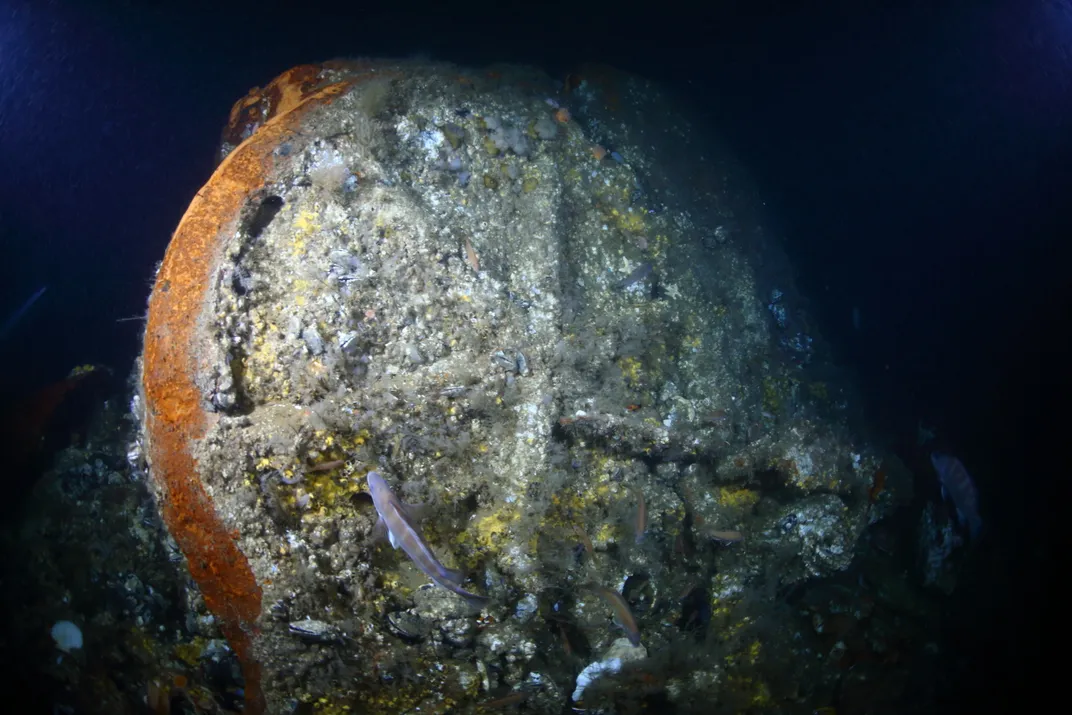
51;620;83;653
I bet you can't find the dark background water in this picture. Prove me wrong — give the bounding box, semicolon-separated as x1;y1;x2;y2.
0;0;1064;710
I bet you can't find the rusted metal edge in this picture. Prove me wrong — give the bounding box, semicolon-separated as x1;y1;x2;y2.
142;75;354;714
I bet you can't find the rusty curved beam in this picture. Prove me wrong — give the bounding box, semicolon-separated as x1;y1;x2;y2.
142;70;354;714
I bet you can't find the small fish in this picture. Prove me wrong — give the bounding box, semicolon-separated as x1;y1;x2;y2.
709;529;744;543
366;471;488;604
633;488;647;544
558;625;574;656
573;524;594;555
614;262;653;291
673;531;688;557
868;465;887;504
590;585;641;646
464;237;480;272
930;453;983;540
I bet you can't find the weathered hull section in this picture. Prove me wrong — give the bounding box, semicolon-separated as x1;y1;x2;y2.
136;60;914;713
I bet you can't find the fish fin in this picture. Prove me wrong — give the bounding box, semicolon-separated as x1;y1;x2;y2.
437;576;489;609
371;518;403;550
438;570;489;608
387;523;401;549
371;517;388;542
399;500;432;523
440;567;466;585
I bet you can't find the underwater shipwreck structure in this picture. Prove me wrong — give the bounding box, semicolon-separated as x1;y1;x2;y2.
5;59;942;715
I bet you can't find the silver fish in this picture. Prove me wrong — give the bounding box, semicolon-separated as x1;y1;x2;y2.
590;585;641;646
930;453;983;540
366;471;488;605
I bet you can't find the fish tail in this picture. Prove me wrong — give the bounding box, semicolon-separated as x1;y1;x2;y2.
436;570;489;607
450;585;489;610
465;593;490;608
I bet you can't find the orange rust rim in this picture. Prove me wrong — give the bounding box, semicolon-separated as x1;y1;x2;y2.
142;72;354;714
